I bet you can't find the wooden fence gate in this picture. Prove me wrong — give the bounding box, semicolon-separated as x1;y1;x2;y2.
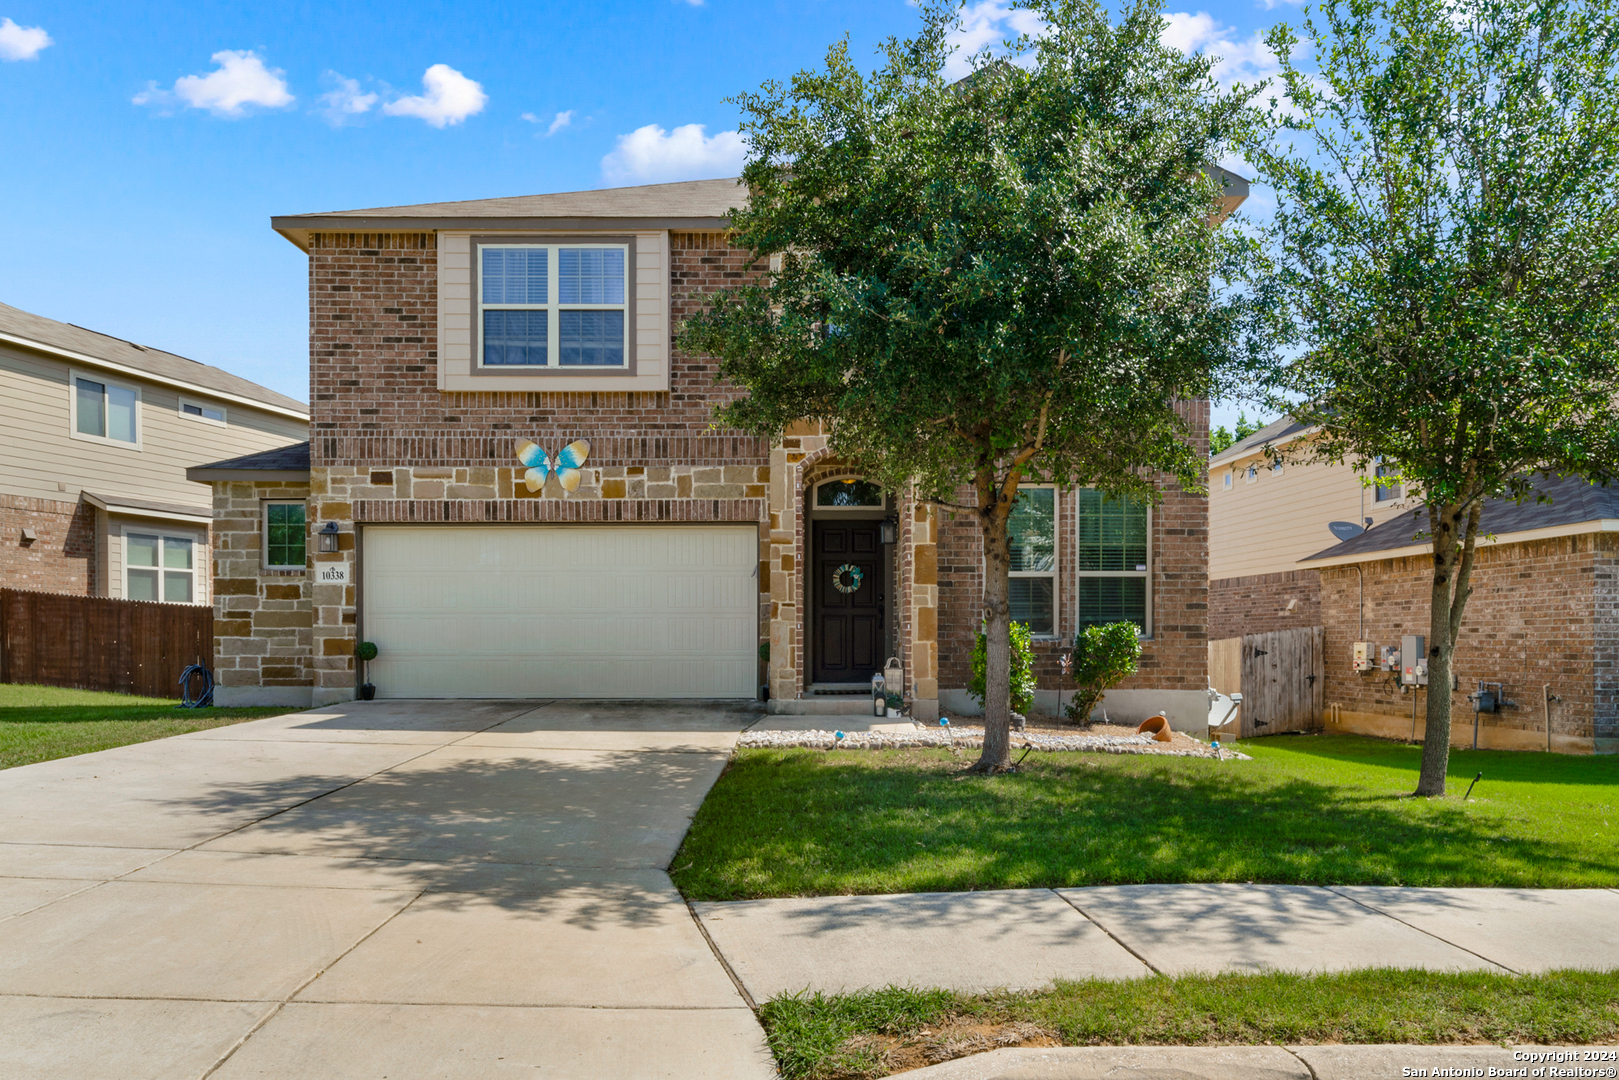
0;589;213;698
1208;626;1324;737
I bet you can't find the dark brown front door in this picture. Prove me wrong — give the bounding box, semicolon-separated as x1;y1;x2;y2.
813;520;883;683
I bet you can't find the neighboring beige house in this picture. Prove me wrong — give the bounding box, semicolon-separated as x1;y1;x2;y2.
0;301;308;605
1208;416;1412;639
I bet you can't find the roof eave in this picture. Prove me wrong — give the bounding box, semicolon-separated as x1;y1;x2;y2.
1209;423;1315;468
1298;517;1619;568
271;214;735;251
186;466;311;483
0;328;309;421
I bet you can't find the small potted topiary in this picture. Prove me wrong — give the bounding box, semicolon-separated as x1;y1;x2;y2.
355;641;379;700
884;691;903;718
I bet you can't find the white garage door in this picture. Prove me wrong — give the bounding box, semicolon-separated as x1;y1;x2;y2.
361;525;759;699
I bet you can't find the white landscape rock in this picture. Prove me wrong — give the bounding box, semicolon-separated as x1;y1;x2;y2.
736;726;1250;759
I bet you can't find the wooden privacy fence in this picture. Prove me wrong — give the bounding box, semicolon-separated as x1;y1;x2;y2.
1208;626;1325;738
0;589;212;699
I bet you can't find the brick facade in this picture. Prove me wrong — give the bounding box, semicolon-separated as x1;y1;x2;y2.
1208;569;1322;641
0;494;95;595
212;223;1214;720
1318;532;1618;752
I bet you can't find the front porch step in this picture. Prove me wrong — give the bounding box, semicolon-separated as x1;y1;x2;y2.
766;698;896;716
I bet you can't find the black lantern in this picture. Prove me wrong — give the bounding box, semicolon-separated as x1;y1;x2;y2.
317;521;340;553
880;516;898;545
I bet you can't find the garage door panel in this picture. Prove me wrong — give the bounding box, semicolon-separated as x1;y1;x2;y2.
362;525;758;699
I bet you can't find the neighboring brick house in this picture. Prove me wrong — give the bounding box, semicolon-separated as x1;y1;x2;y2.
187;178;1216;727
1207;416;1415;641
0;301;307;605
1299;475;1618;755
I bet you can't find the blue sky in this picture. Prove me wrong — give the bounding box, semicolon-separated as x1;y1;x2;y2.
1;0;1292;428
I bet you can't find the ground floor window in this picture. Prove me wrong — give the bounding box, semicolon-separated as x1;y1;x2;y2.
1075;489;1150;635
264;501;307;570
1009;486;1056;635
127;532;195;603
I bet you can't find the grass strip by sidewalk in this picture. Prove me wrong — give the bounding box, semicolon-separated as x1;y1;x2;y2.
0;683;289;770
760;970;1619;1080
673;736;1619;897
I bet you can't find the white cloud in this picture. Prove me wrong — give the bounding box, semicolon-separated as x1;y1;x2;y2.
1161;11;1282;88
521;111;540;123
133;50;294;117
0;16;50;61
545;109;574;136
943;1;1047;81
318;73;378;125
601;123;746;186
382;63;486;127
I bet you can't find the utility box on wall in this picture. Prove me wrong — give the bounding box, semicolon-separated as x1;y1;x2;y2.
1401;635;1427;687
1353;641;1376;673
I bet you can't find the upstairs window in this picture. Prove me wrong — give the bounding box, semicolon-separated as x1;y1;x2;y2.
478;244;628;369
1075;489;1151;635
1008;486;1056;636
1374;460;1402;503
73;374;139;446
180;397;226;424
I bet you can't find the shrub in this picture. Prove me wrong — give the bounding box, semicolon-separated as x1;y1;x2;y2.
1063;622;1141;724
969;622;1036;715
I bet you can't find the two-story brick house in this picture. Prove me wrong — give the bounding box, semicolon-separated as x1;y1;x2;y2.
190;178;1213;724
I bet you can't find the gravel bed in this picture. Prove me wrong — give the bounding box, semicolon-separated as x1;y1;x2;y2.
738;725;1250;760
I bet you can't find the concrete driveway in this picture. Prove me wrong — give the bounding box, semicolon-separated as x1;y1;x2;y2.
0;700;774;1080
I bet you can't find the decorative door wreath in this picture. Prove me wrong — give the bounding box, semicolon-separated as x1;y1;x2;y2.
831;564;865;594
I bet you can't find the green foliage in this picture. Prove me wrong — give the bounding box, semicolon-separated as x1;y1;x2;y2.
969;622;1036;715
678;0;1277;763
885;692;903;710
670;734;1619;900
759;973;1619;1079
1208;410;1263;456
1063;622;1142;723
355;641;379;663
1247;0;1619;792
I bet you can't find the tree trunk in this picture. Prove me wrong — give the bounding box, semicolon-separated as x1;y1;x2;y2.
973;488;1015;772
1415;503;1462;796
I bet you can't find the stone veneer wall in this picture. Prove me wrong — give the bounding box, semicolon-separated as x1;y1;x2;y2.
1208;569;1322;641
1319;532;1617;752
210;479;315;706
0;494;95;595
292;230;772;704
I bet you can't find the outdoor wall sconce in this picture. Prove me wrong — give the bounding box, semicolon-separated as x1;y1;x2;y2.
880;516;898;545
317;521;341;553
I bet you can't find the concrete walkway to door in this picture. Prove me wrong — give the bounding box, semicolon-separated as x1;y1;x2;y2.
0;700;775;1080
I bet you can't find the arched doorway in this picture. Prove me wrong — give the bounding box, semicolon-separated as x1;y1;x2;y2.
808;477;895;685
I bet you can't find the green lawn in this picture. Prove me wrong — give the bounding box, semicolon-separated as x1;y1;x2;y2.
0;683;291;770
761;971;1619;1080
672;734;1619;899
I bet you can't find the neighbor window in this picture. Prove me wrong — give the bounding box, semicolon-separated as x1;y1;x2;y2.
815;478;884;507
1075;489;1150;635
1245;463;1258;483
73;374;138;445
179;397;226;424
264;502;307;570
1222;472;1233;490
1374;460;1402;502
127;532;195;603
478;244;628;368
1009;486;1056;636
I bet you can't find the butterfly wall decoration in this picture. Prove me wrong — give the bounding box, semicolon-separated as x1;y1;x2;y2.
516;439;591;495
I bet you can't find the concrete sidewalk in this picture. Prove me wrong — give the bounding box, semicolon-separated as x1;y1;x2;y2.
0;699;774;1080
693;883;1619;999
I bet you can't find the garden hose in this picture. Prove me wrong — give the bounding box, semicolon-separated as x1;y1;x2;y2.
178;664;214;709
